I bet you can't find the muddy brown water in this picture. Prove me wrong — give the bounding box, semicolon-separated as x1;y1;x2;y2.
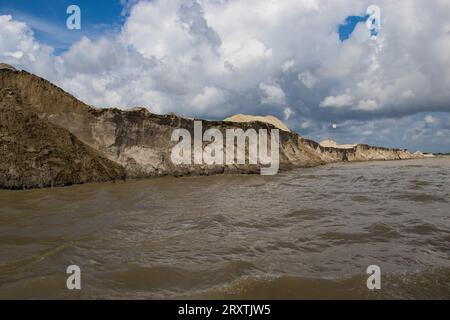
0;158;449;299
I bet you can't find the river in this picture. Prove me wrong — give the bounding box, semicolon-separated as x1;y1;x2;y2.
0;158;449;299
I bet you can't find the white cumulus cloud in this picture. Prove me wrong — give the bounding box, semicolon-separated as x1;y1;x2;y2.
320;94;353;108
259;82;286;106
1;0;450;151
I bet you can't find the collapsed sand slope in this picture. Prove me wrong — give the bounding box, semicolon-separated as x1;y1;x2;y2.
320;139;357;149
0;64;423;189
225;114;291;132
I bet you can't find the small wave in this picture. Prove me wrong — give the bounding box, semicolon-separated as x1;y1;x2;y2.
391;192;448;203
204;269;450;300
350;195;373;202
192;213;227;230
351;176;368;183
283;208;325;220
320;223;401;244
96;261;258;294
401;222;447;236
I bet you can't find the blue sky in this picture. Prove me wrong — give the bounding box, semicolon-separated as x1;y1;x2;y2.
1;1;449;153
1;0;363;53
0;0;125;53
338;15;368;41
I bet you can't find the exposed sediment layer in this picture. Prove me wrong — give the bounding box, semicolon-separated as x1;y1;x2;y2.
0;65;423;189
0;102;125;189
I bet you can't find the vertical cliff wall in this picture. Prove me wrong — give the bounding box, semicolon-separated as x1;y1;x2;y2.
0;66;423;189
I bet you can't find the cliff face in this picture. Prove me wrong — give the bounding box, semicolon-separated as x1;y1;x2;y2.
0;101;125;189
0;65;423;189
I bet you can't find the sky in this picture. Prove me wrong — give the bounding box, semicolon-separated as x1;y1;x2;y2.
0;0;449;153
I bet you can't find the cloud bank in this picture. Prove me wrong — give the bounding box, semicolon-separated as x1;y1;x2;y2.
1;0;449;152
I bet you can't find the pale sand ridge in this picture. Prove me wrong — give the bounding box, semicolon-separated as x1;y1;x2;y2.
224;114;291;132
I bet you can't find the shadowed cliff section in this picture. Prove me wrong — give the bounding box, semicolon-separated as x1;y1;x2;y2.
0;104;126;189
0;66;126;189
0;64;423;189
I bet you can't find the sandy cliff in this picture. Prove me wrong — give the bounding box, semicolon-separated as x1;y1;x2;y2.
0;64;423;189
